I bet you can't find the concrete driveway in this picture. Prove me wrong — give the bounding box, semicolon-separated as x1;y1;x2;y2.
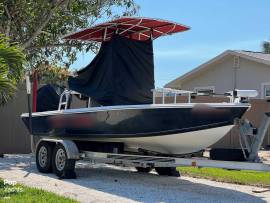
0;154;269;203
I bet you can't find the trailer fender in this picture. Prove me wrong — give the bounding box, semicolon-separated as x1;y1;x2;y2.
36;139;80;160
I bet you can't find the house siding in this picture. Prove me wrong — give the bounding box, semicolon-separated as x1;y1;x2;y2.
177;55;270;98
180;55;235;93
237;58;270;98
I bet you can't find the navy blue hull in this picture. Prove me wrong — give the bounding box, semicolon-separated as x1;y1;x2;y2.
21;104;248;140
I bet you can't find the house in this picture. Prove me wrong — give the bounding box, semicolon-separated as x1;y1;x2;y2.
165;50;270;149
166;50;270;99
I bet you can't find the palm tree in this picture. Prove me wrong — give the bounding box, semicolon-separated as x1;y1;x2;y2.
0;35;25;106
263;41;270;54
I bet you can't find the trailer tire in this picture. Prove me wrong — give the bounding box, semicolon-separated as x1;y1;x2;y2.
52;144;76;179
155;167;180;177
36;141;53;173
135;167;152;173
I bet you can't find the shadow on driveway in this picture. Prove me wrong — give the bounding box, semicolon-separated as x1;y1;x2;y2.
0;154;268;203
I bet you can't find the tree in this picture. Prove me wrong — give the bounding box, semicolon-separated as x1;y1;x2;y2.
0;0;138;68
263;41;270;54
0;35;25;105
37;63;70;86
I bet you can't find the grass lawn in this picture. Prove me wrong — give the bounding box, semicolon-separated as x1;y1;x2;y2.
0;178;78;203
178;167;270;187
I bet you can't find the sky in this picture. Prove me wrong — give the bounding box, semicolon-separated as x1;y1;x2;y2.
71;0;270;87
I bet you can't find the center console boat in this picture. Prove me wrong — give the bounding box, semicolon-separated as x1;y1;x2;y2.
21;17;256;155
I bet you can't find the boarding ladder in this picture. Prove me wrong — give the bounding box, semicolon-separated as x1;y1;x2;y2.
58;90;92;110
58;90;71;110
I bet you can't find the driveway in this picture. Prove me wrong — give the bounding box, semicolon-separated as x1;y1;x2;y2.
0;154;269;203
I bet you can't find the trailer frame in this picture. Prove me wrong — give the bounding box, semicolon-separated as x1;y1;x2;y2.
34;137;270;179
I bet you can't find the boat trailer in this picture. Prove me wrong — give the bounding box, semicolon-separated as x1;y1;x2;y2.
33;112;270;178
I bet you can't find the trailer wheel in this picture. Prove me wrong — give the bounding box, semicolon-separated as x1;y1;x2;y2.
36;141;53;173
155;167;180;177
52;144;76;179
135;167;152;173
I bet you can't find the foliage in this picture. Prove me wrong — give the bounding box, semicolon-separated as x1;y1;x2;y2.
0;0;139;68
37;63;70;86
0;178;78;203
0;35;25;105
263;41;270;54
178;166;270;187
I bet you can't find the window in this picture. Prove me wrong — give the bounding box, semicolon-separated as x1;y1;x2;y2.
264;85;270;98
261;82;270;99
194;86;215;94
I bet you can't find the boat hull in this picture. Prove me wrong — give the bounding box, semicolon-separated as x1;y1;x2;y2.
88;125;234;154
21;103;249;155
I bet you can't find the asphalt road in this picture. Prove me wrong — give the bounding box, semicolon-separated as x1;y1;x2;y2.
0;154;269;203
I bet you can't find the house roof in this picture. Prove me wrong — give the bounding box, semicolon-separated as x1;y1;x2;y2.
165;50;270;88
234;50;270;62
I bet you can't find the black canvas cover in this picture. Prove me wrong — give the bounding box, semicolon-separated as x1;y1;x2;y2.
36;85;60;112
68;35;154;106
37;84;70;112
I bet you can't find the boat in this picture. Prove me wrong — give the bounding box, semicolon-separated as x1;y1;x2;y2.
21;17;253;155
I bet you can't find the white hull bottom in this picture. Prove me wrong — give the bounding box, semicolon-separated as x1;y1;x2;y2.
90;125;234;155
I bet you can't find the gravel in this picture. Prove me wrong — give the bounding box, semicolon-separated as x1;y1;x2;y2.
0;154;269;203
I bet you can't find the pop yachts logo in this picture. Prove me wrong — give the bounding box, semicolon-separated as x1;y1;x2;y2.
2;179;23;199
4;179;16;186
